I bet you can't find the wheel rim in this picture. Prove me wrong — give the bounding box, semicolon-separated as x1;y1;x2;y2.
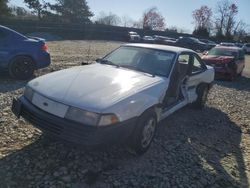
12;60;33;78
141;117;156;148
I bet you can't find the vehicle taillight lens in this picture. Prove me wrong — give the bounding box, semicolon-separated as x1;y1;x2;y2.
42;44;48;52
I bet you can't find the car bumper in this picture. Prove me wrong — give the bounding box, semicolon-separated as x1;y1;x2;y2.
12;96;137;146
35;52;51;69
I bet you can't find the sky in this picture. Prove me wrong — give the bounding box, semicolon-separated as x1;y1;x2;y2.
9;0;250;33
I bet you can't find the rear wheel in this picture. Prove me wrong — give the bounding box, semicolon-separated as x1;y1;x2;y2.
9;56;35;80
129;110;157;155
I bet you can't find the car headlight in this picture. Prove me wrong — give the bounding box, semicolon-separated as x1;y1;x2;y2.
98;114;119;126
65;107;119;126
24;86;34;101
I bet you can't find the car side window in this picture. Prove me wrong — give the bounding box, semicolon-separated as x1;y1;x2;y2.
177;54;190;76
178;54;190;63
191;55;205;74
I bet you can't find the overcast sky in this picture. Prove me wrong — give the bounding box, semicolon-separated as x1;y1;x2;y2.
10;0;250;33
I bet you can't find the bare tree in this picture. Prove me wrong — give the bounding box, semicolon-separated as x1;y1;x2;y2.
233;21;249;41
95;12;121;26
142;7;165;31
192;6;212;32
132;19;143;29
214;0;238;38
121;15;133;27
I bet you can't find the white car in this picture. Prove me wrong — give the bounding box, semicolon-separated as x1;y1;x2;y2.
243;43;250;54
12;44;214;154
128;31;141;42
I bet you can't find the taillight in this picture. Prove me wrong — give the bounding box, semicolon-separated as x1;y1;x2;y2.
42;43;48;52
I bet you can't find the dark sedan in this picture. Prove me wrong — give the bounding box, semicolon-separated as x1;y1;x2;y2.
0;25;51;80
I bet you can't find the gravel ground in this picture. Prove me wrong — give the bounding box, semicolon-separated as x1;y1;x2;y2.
0;40;250;188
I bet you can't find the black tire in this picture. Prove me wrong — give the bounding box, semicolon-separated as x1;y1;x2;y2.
129;109;157;155
9;56;35;80
193;84;208;109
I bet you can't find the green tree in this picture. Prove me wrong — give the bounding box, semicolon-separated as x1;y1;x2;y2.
50;0;93;23
23;0;47;20
0;0;10;17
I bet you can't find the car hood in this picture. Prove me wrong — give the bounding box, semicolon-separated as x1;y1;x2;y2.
202;55;234;63
28;64;165;112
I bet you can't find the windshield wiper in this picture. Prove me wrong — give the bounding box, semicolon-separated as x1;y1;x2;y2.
120;65;155;77
98;59;119;67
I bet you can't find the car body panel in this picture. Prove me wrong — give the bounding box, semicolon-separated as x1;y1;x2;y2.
0;25;51;71
28;63;165;114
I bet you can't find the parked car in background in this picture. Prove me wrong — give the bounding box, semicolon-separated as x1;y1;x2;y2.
0;25;51;80
235;42;244;48
202;46;245;80
218;42;235;47
12;44;214;154
165;36;210;52
199;39;217;49
142;36;155;43
128;31;141;42
243;43;250;54
152;35;168;44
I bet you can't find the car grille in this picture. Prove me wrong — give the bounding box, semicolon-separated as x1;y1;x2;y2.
22;106;63;135
21;104;98;144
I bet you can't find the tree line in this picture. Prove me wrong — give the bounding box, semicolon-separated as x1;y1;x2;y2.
0;0;249;41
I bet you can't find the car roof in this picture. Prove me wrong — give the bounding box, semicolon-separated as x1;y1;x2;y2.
123;43;194;53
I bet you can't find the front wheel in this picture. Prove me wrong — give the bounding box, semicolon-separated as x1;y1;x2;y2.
129;110;157;155
9;56;35;80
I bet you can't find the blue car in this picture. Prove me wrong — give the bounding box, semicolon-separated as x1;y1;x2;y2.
0;25;51;79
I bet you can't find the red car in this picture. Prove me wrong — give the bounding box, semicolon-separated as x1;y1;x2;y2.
202;46;245;80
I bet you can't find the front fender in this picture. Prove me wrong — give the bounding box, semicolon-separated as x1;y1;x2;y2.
104;81;168;122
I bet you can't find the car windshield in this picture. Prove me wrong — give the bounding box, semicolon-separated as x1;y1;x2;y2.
208;48;238;57
100;46;176;77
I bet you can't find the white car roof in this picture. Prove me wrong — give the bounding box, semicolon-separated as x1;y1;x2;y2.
123;43;194;53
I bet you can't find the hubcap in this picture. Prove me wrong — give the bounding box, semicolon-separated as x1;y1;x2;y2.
141;117;156;148
13;61;32;76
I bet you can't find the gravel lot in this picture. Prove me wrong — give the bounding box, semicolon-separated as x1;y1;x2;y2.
0;40;250;188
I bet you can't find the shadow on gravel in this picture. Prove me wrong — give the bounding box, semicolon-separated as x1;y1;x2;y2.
215;76;250;92
0;73;28;93
0;107;248;187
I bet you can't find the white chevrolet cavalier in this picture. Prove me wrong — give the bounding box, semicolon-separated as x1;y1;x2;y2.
12;44;214;154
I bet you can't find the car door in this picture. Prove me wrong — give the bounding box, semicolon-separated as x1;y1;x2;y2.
0;29;10;69
185;53;208;103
